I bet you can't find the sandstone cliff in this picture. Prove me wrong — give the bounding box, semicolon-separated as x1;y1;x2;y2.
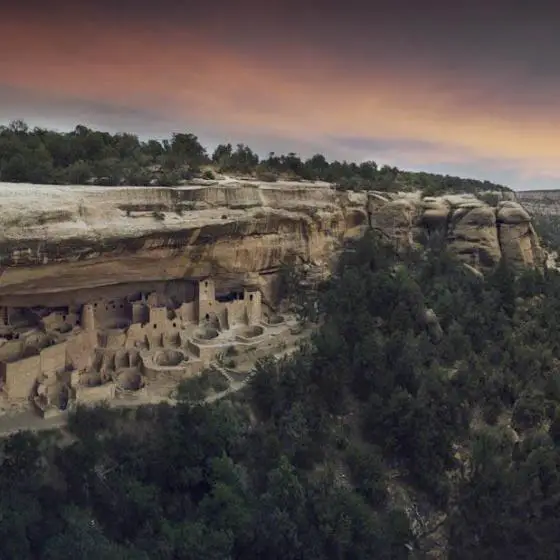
0;180;542;306
370;192;543;268
516;190;560;216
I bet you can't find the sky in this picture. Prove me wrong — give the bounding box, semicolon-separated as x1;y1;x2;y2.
1;0;560;190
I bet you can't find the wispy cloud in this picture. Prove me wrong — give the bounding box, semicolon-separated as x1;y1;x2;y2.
1;1;560;189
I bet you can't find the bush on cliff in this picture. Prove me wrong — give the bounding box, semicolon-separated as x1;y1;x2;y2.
0;120;511;195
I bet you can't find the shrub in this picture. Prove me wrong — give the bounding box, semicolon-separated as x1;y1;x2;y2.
478;192;501;207
256;169;278;182
421;183;446;198
335;177;362;192
125;168;153;186
176;378;206;402
64;160;92;184
512;392;546;432
157;172;180;187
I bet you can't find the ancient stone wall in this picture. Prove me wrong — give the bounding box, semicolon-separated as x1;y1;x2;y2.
244;288;262;326
131;302;149;324
177;302;197;323
149;307;170;328
0;340;25;363
186;340;220;365
224;300;246;328
66;331;95;370
76;383;115;404
103;330;128;349
2;355;40;399
92;299;130;329
198;279;216;322
125;324;147;348
40;342;67;376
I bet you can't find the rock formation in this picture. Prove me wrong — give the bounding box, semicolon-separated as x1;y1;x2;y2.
0;179;544;416
370;192;544;269
0;181;542;307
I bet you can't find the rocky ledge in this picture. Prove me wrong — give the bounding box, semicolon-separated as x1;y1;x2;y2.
0;180;542;305
371;193;543;269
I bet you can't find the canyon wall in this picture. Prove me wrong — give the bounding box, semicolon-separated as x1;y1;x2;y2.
371;193;543;269
0;180;543;306
517;190;560;216
517;189;560;203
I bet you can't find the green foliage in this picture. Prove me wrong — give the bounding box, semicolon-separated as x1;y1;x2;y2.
62;159;93;184
255;167;278;182
2;231;560;557
255;232;560;554
176;368;231;402
157;171;180;187
345;443;388;506
169;132;207;171
511;391;547;432
212;142;259;174
477;191;501;207
0;121;208;185
0;120;512;193
175;376;207;402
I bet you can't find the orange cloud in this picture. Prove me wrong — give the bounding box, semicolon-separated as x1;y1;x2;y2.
1;14;560;180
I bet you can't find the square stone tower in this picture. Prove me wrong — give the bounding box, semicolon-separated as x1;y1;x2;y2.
243;284;262;326
81;303;95;331
0;307;9;328
197;277;216;323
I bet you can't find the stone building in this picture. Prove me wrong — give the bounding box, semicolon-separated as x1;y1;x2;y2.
0;275;267;406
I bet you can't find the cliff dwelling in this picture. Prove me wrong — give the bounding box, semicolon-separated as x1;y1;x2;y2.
0;180;544;428
0;275;296;419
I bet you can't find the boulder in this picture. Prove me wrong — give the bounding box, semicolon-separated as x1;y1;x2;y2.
497;202;544;268
447;203;502;267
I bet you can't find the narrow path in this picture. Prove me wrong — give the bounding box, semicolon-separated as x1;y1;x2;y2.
213;365;235;384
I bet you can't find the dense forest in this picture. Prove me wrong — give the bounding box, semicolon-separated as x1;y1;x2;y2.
0;232;559;558
0;120;510;195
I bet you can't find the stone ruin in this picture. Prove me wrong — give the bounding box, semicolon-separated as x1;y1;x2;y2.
0;275;294;418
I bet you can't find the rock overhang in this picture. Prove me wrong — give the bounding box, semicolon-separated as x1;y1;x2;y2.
0;180;543;304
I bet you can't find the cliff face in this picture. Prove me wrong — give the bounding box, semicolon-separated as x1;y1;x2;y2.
0;181;542;305
371;193;543;268
516;190;560;216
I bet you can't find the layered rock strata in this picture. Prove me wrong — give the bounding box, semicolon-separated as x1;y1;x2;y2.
370;193;543;269
0;181;542;307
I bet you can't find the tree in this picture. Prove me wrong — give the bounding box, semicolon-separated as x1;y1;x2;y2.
212;143;233;169
305;153;329;180
230;143;259;173
65;160;93;184
170;133;207;170
8;119;29;134
42;506;146;560
0;120;514;195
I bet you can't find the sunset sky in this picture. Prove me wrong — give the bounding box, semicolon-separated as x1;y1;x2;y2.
1;0;559;189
